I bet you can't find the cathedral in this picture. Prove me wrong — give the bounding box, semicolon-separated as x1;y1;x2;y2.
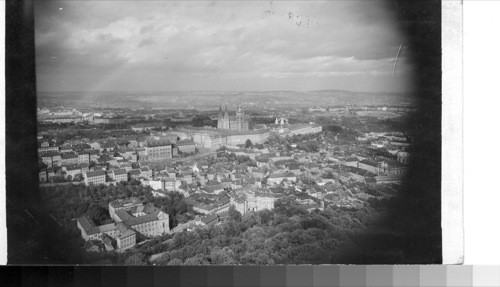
217;105;249;131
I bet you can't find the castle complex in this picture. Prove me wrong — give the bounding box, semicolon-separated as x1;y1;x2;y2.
164;104;321;150
217;105;249;131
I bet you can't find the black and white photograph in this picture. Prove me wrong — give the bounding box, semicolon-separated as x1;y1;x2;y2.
5;0;444;265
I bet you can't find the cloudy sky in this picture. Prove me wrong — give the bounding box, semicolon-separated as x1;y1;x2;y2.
35;1;414;93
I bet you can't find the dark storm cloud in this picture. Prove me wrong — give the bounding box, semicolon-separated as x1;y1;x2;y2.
35;1;414;92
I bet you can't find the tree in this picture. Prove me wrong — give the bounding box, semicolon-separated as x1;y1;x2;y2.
167;258;183;265
184;255;208;265
124;253;147;265
191;115;216;127
87;204;111;225
228;205;242;222
39;161;48;170
73;173;83;181
210;247;237;265
245;139;253;148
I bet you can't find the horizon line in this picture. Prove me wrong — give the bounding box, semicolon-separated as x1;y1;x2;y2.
37;89;414;94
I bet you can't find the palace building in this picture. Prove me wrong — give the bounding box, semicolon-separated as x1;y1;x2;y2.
217;105;249;131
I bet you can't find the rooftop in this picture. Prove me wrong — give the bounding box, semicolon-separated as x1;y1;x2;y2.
115;209;133;221
76;216;99;235
176;139;195;146
98;222;117;233
147;141;172;147
109;197;142;208
113;169;127;176
123;206;164;227
65;165;81;171
117;223;136;239
61;153;78;159
40;151;60;157
359;159;379;167
200;214;218;225
85;170;105;177
268;172;296;179
128;169;141;175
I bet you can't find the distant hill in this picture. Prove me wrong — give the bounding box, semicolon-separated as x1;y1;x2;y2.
37;90;417;110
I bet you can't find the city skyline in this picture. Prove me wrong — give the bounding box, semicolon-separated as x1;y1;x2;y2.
7;0;445;267
35;1;414;93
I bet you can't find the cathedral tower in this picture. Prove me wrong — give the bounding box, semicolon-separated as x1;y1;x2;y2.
217;105;224;129
236;105;244;131
223;105;230;129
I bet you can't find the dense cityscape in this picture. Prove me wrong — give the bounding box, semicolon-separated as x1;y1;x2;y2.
14;97;440;264
4;0;442;266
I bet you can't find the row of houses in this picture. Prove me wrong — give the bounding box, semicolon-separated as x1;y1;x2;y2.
39;138;197;166
83;166;152;186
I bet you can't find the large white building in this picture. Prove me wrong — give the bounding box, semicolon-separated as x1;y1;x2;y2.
175;127;269;149
230;189;277;215
84;170;106;186
112;169;128;182
289;124;323;135
76;198;170;251
145;141;173;160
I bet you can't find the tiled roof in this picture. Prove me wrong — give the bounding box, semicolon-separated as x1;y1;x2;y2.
109;198;142;208
123;209;163;227
203;184;225;192
230;192;247;203
268;172;296;179
365;177;377;184
98;222;117;233
113;169;127;176
73;144;92;150
85;170;105;177
147;141;172;147
176;139;195;146
40;151;60;157
128;169;141;175
101;142;115;148
61;153;78;159
115;209;133;221
359;159;379;167
117;222;136;238
76;216;99;235
65;165;81;171
200;214;218;225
